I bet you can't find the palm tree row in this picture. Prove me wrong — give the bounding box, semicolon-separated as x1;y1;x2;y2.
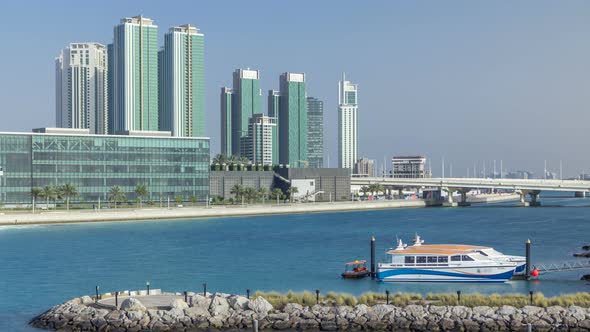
31;183;79;210
229;184;287;204
359;183;385;198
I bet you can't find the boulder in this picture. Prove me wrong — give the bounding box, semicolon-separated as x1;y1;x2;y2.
80;296;94;305
184;306;211;319
228;295;250;311
209;295;231;318
248;296;274;314
170;298;188;310
283;303;303;315
127;310;143;321
120;298;147;312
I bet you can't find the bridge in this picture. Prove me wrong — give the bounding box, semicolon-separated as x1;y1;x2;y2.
350;177;590;207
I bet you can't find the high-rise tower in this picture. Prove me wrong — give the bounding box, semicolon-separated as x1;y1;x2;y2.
278;72;307;167
55;43;108;134
307;97;324;168
160;24;204;137
338;73;358;170
112;16;159;133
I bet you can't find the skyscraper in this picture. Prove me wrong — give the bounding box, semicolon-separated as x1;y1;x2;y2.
268;89;280;160
160;24;205;137
112;16;159;133
242;114;277;166
220;87;233;156
106;43;114;134
220;69;261;157
55;43;108;134
278;72;307;167
306;97;324;168
338;73;358;170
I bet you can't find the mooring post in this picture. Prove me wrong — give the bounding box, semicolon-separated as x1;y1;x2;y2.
95;285;99;303
247;289;250;299
115;291;119;309
456;290;461;303
371;236;376;279
184;291;188;303
529;291;533;305
146;281;150;295
385;290;390;305
203;283;207;297
253;319;259;332
316;290;320;304
526;239;531;280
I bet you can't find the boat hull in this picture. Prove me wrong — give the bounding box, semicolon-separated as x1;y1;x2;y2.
377;265;515;283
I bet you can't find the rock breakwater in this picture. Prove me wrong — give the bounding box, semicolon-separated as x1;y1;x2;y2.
31;292;590;331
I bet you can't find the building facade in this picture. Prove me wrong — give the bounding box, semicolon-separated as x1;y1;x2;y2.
354;157;374;177
241;114;277;166
0;128;209;206
306;97;324;168
56;43;108;134
276;168;351;202
112;16;159;133
232;69;261;157
160;24;205;137
220;87;233;156
338;73;358;170
209;170;275;201
278;72;307;167
392;156;428;178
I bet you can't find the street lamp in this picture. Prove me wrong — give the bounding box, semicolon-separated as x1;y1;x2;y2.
146;281;150;295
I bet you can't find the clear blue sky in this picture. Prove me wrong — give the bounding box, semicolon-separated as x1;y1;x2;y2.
0;0;589;177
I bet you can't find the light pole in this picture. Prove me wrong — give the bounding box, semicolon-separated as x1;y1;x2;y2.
146;281;150;295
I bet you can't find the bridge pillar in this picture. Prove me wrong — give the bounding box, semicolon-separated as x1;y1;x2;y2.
458;189;471;207
442;187;458;207
529;191;541;207
518;190;530;207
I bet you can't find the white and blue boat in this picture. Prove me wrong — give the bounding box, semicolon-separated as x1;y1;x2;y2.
377;235;520;283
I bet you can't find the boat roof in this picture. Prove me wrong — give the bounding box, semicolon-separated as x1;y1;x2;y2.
387;244;490;256
345;260;366;265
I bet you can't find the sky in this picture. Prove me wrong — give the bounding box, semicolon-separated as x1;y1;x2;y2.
0;0;589;178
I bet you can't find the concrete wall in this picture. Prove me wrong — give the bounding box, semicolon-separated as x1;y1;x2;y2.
277;168;351;201
209;171;275;200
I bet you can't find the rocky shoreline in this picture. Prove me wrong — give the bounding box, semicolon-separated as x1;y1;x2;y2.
30;292;590;331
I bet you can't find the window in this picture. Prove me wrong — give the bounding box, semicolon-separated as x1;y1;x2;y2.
438;256;448;263
462;255;474;261
427;256;438;264
416;256;426;264
404;256;415;264
451;255;461;262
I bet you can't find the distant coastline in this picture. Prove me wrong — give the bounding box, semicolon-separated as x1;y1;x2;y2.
0;194;520;227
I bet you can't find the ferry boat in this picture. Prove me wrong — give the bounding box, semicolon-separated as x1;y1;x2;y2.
377;235;519;283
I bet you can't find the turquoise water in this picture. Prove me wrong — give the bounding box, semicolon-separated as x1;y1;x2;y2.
1;196;590;331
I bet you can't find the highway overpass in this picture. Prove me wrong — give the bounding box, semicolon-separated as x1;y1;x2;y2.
351;177;590;206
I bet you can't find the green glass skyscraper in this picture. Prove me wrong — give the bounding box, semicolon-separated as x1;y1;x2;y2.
220;87;233;156
113;16;159;133
160;24;205;137
278;72;307;167
220;69;261;157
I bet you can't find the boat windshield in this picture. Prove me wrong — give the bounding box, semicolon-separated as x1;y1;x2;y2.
480;249;503;256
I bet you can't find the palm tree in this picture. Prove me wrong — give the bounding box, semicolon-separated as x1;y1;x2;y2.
189;195;198;206
230;184;244;203
40;186;55;209
60;183;78;211
243;187;257;203
134;184;148;208
108;185;125;209
360;185;371;198
31;187;42;213
272;188;283;204
258;187;269;204
175;195;183;205
211;154;227;171
287;186;299;203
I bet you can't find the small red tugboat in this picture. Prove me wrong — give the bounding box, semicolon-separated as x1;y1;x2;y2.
341;260;370;278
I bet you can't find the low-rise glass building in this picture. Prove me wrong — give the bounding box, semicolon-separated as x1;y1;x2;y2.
0;128;209;206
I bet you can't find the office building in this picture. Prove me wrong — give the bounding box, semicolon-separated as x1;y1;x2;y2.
306;97;324;168
355;157;374;177
278;72;307;167
0;128;209;206
112;16;159;133
268;90;280;118
160;24;205;137
55;43;108;134
220;69;261;157
392;156;428;178
338;73;358;170
106;44;114;134
220;87;234;156
241;114;277;166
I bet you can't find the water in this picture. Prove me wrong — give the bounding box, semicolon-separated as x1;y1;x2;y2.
1;195;590;331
